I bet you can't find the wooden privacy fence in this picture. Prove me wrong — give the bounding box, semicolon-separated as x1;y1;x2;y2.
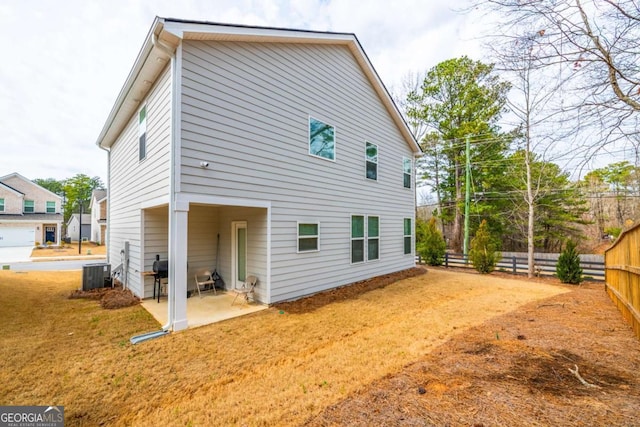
605;223;640;340
417;252;605;281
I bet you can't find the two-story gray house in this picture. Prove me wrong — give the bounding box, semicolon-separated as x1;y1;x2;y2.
96;18;421;331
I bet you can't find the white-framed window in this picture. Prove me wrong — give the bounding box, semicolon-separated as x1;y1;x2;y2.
139;105;147;161
24;200;34;213
351;215;380;263
351;215;365;263
309;116;336;161
404;218;412;255
403;157;412;189
368;215;379;261
0;198;4;212
298;222;319;252
366;142;378;180
46;201;55;213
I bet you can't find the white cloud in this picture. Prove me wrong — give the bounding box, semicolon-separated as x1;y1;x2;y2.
0;0;483;183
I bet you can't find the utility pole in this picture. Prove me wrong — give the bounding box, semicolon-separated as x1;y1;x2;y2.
463;135;471;258
78;201;83;255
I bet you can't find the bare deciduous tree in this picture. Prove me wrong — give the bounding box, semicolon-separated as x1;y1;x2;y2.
479;0;640;147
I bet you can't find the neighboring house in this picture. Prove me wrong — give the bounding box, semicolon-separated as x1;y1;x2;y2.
96;18;421;331
67;213;91;242
0;172;63;247
89;189;107;244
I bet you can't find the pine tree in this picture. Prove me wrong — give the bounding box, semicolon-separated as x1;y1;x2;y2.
556;240;583;284
469;220;500;274
417;218;446;266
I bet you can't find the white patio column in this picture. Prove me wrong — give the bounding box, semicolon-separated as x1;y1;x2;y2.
169;200;189;331
56;223;62;245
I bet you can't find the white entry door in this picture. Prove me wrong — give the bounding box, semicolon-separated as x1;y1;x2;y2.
231;221;247;288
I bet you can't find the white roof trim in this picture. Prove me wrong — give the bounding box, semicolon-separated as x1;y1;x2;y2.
96;18;421;155
0;172;63;200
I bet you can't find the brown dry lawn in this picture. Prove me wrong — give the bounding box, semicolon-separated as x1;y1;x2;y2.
30;242;107;258
0;267;638;426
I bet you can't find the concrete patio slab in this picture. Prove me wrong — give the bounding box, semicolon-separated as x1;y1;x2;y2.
141;291;267;328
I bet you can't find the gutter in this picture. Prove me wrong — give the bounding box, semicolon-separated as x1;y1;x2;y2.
131;22;178;344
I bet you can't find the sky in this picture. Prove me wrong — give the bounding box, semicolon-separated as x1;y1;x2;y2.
0;0;484;184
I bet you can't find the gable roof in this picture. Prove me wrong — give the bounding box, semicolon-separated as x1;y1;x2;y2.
68;213;92;226
92;189;107;202
96;17;421;155
89;189;107;210
0;173;63;200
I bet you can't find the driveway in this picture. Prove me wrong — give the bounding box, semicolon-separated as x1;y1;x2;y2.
0;246;33;264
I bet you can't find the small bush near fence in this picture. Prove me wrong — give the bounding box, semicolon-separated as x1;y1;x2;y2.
469;220;500;274
417;218;446;266
556;240;584;284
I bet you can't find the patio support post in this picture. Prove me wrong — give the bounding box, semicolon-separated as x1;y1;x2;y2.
169;201;189;331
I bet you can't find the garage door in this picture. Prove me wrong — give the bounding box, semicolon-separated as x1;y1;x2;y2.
0;227;36;247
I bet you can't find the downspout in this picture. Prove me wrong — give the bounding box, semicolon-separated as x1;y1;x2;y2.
131;31;177;344
97;144;110;267
155;30;178;333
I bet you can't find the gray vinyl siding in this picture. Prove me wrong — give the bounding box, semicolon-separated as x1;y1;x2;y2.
108;65;172;298
179;40;414;303
216;206;268;302
142;206;168;298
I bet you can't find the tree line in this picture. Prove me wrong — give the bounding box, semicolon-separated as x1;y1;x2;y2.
33;174;105;223
396;0;639;277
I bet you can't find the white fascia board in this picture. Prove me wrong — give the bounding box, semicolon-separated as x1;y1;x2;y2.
96;18;176;149
177;192;271;209
345;39;422;156
162;19;354;45
1;173;63;200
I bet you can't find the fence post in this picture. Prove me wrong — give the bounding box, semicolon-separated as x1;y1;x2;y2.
512;256;516;274
445;252;449;268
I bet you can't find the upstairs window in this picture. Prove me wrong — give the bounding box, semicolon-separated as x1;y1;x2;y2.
298;222;319;252
46;201;56;213
0;198;4;212
24;200;34;213
309;116;335;161
403;157;412;188
139;105;147;161
366;142;378;180
404;218;412;255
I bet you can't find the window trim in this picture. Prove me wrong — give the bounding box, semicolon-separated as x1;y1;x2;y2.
351;214;380;264
308;116;336;162
0;198;4;212
297;222;320;253
367;215;380;261
365;141;378;181
403;157;412;189
46;201;56;214
24;200;34;213
403;217;413;255
138;104;147;161
351;214;365;264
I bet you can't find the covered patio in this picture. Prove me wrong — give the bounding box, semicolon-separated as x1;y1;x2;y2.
142;291;267;328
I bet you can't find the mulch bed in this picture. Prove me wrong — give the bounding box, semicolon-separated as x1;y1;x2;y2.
69;286;140;309
274;267;427;314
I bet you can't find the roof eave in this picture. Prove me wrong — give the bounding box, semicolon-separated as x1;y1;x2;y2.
96;18;177;149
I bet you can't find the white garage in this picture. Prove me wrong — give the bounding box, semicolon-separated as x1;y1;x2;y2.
0;227;36;247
